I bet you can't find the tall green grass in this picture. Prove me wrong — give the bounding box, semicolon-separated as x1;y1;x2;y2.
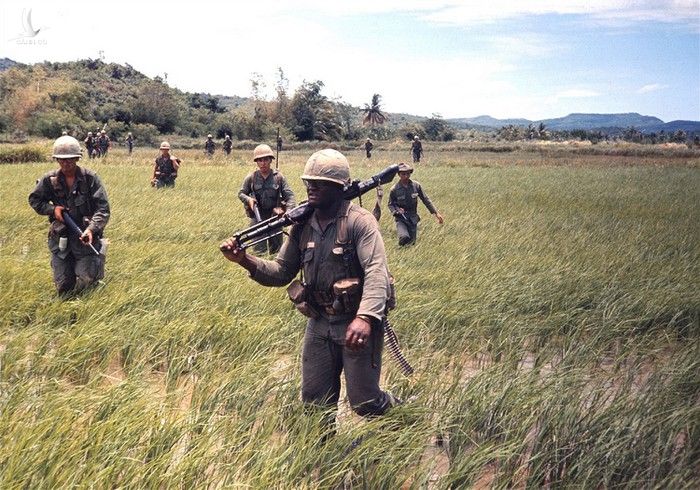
1;147;698;488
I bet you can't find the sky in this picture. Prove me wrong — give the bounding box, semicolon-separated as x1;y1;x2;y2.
1;0;698;122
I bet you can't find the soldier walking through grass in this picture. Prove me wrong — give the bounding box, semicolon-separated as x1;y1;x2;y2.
223;135;233;155
411;135;423;163
97;130;110;158
222;149;401;434
28;135;110;296
84;132;95;159
151;141;180;188
388;162;443;246
365;138;374;159
204;134;215;157
238;144;296;254
125;132;134;154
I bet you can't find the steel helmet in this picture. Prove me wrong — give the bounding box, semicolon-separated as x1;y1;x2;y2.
52;135;83;159
301;149;350;186
101;130;106;134
87;131;93;136
225;134;230;139
160;141;171;150
414;135;419;140
207;134;212;138
253;144;275;161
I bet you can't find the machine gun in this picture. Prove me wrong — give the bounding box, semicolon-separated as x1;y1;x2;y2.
224;164;399;251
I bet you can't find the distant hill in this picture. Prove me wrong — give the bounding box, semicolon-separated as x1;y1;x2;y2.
0;58;21;71
447;112;698;134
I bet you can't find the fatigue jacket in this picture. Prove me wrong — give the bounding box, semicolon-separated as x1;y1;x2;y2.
29;166;110;256
253;201;391;323
154;155;178;182
97;135;110;151
238;170;296;212
205;140;215;153
411;140;423;155
387;180;436;225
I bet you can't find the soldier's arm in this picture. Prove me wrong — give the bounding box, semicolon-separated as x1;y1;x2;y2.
280;176;297;209
417;183;438;214
86;175;110;234
352;213;390;321
250;227;302;287
387;187;400;215
28;177;56;216
238;174;254;205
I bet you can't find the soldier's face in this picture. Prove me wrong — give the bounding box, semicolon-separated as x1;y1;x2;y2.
399;171;411;183
255;157;273;172
57;157;78;175
160;149;170;157
304;180;342;208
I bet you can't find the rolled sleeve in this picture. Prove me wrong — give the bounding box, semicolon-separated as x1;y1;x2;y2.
238;174;253;205
250;231;302;287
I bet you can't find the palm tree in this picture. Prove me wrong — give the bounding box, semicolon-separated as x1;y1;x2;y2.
362;94;387;126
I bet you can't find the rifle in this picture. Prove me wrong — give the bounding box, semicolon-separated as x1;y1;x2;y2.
251;201;262;223
275;127;280;169
61;210;100;256
224;164;399;251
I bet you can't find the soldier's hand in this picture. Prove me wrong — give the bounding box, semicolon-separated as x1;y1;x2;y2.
80;229;93;245
54;206;65;222
272;207;284;216
346;316;371;351
248;197;257;210
220;237;246;263
435;212;444;225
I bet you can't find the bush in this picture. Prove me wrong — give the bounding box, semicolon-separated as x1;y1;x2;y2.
0;144;46;163
129;123;160;146
28;109;84;138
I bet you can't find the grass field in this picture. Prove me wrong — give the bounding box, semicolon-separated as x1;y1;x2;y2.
1;146;699;488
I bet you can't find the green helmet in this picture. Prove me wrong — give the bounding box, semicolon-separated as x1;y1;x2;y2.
52;135;82;159
397;162;414;173
301;149;350;186
253;144;274;161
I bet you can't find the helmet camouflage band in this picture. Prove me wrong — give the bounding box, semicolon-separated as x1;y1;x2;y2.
253;144;275;161
301;149;350;186
52;135;83;159
160;141;171;150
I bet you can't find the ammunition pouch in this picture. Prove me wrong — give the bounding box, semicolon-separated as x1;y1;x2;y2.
49;220;67;239
332;278;362;315
387;274;397;311
286;279;319;319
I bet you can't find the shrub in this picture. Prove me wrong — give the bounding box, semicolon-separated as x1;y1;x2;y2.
0;144;46;163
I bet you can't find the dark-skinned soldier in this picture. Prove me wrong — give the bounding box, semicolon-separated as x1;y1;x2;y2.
28;135;110;296
221;149;400;431
365;138;374;159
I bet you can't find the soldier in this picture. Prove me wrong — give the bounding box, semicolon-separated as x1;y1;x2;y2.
411;135;423;163
238;144;296;254
204;134;215;156
125;132;134;154
97;130;110;158
84;132;95;159
221;149;400;429
388;162;443;246
276;134;283;152
365;138;374;159
222;134;233;155
151;141;180;188
28;136;110;296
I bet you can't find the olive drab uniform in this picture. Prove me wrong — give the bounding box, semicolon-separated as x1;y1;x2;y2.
365;140;374;159
126;134;134;154
238;169;296;254
222;138;233;155
411;139;423;163
252;201;397;417
84;135;96;159
205;138;215;156
153;155;179;188
97;134;110;157
28;167;110;294
388;179;437;246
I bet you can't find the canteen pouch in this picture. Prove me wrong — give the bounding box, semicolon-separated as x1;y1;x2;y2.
332;278;362;314
287;279;319;319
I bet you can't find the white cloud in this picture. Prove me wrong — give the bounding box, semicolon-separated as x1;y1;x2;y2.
636;83;669;94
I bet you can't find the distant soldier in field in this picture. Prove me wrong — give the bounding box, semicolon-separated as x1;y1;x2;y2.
222;135;233;155
151;141;181;188
97;130;110;158
84;132;96;159
388;162;443;246
276;134;283;152
411;135;423;163
125;132;134;154
28;135;110;296
204;134;215;157
365;137;374;159
238;144;296;255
